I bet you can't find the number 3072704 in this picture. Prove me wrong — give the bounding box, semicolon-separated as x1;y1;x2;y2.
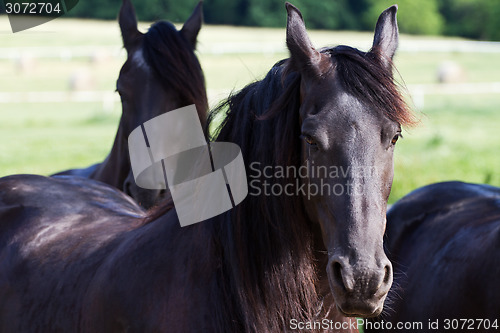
5;2;62;15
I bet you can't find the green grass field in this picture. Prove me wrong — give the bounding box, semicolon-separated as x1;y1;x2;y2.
0;17;499;203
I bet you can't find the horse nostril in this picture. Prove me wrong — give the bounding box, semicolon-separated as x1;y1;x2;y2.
330;260;354;293
333;261;343;289
383;263;392;285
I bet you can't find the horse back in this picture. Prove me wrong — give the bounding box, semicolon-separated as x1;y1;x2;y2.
0;174;143;332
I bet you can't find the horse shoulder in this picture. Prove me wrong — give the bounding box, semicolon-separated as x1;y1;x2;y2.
80;215;217;332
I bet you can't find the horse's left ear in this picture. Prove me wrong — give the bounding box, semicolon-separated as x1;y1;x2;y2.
371;5;399;68
180;1;203;49
119;0;142;51
285;2;322;74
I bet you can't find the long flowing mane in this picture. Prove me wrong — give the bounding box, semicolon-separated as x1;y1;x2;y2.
205;60;317;332
143;21;208;120
146;45;413;332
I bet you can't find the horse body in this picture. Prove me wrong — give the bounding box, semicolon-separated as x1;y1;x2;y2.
366;181;500;332
54;0;208;209
0;4;413;332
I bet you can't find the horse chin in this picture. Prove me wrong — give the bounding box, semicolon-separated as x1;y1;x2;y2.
336;303;383;318
334;295;386;318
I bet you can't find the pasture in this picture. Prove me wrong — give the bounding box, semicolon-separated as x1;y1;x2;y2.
0;16;499;203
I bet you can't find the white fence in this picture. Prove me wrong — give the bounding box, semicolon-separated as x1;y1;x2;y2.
0;91;120;110
0;39;500;60
407;82;500;109
0;46;125;61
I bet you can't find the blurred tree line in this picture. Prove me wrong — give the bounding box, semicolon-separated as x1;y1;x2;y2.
65;0;500;41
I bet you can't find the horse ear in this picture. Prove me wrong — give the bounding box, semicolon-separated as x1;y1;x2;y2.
371;5;399;68
285;2;321;73
180;1;203;49
119;0;141;51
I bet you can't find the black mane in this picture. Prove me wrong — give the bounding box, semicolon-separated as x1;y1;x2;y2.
143;21;208;117
206;60;319;332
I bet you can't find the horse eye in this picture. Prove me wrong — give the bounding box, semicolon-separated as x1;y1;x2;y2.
391;133;402;145
301;134;317;146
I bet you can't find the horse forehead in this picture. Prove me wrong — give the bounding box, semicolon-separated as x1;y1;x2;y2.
131;48;151;72
321;90;378;126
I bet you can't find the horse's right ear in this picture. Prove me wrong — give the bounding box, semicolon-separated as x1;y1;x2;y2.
119;0;141;51
285;2;321;74
371;5;399;68
180;1;203;49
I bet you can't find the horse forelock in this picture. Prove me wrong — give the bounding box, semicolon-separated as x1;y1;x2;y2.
142;21;208;118
323;45;415;127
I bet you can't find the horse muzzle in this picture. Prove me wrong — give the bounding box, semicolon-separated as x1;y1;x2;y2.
326;254;393;317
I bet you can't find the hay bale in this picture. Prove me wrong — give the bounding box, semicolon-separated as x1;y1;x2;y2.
437;61;466;83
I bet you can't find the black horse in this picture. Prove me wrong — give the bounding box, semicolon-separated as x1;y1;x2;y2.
365;181;500;333
53;0;208;209
0;4;413;332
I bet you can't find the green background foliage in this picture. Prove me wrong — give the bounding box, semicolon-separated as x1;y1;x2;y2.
363;0;443;35
439;0;500;41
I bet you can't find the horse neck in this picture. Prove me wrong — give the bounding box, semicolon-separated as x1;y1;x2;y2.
90;118;129;188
